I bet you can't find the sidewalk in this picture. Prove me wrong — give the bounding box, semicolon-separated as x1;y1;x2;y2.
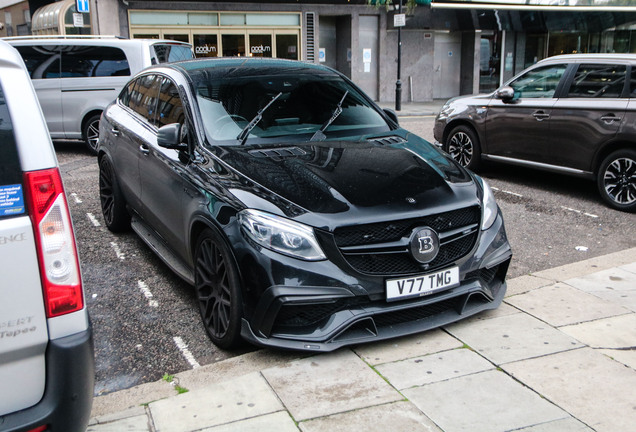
377;100;447;117
88;247;636;432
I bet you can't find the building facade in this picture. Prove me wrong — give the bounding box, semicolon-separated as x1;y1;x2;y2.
10;0;636;103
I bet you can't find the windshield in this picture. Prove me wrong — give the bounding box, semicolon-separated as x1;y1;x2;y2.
193;67;390;144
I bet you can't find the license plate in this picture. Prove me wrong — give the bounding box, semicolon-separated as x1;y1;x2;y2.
386;267;459;302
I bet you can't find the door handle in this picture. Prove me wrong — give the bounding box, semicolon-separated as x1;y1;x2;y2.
111;127;120;136
600;114;620;124
139;144;150;155
532;111;550;121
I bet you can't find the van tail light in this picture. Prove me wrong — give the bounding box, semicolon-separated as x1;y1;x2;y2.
24;168;83;318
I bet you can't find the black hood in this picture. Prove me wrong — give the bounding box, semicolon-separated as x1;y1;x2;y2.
211;134;480;225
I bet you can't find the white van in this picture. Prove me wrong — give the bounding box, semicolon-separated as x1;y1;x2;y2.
4;36;193;154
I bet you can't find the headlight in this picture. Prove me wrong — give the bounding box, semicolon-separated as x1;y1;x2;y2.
238;209;326;261
438;104;454;119
478;177;498;231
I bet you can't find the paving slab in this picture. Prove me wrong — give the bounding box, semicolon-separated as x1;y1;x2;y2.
515;418;594;432
503;347;636;432
297;401;442;432
403;369;567;432
375;347;493;390
564;267;636;293
353;328;463;366
261;349;401;421
599;348;636;370
202;412;299;432
149;372;283;432
444;312;582;365
559;313;636;348
86;414;150;432
505;274;555;297
505;283;629;327
621;262;636;274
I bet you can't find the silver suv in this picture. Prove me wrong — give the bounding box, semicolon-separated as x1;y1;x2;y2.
434;54;636;212
0;40;93;431
4;36;193;155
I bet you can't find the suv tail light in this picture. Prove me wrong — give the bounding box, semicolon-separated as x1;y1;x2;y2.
24;168;83;318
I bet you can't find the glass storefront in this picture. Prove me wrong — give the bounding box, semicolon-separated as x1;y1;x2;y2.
129;11;301;60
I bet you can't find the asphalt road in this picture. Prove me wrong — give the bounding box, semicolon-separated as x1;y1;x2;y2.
54;116;636;396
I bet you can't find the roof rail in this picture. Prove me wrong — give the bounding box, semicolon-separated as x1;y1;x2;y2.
1;35;126;40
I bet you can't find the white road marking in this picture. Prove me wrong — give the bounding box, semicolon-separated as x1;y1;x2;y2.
87;212;101;227
173;336;201;369
561;206;599;218
70;193;83;203
137;280;158;307
110;242;125;260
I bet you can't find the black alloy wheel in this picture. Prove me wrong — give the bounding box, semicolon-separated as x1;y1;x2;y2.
83;114;101;155
195;228;243;349
98;156;131;232
445;125;481;171
598;149;636;212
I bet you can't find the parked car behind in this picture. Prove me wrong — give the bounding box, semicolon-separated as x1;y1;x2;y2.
434;53;636;212
0;40;93;431
3;35;193;155
98;58;512;351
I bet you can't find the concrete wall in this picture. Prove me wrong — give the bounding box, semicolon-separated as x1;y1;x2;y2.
92;0;120;36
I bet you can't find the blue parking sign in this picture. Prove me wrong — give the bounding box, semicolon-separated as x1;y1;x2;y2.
76;0;90;13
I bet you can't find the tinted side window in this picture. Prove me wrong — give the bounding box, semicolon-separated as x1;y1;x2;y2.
0;84;26;219
567;64;627;98
509;64;568;98
60;46;130;78
14;45;61;79
128;75;161;123
156;78;185;127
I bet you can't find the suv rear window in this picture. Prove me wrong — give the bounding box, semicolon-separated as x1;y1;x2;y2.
152;43;193;63
15;45;130;79
567;64;627;98
0;84;26;219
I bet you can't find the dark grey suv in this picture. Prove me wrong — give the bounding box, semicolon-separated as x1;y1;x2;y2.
434;54;636;212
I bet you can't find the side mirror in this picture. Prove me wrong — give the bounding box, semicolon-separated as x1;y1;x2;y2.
157;123;187;150
495;86;515;102
383;108;399;126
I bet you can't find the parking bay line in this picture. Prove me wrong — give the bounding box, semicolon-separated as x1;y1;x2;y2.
137;280;158;308
86;212;101;227
110;241;125;260
173;336;201;369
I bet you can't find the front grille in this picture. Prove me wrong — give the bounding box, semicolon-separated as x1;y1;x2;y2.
334;206;480;247
334;206;480;275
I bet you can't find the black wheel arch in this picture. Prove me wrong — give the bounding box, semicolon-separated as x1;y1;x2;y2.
593;140;636;175
443;119;483;150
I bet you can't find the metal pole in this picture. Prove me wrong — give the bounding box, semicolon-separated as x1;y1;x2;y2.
395;0;402;111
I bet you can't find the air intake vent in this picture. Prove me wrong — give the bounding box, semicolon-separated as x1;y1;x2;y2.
305;12;316;63
248;147;307;161
368;136;407;146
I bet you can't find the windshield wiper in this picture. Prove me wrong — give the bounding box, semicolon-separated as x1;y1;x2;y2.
237;92;283;145
311;90;349;142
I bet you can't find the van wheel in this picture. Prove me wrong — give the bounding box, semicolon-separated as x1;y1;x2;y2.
597;149;636;212
99;156;130;232
83;114;101;155
445;125;481;171
195;228;243;349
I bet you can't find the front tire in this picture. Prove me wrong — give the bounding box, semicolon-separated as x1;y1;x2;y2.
99;156;131;232
597;149;636;212
445;125;482;171
83;114;101;155
195;228;243;349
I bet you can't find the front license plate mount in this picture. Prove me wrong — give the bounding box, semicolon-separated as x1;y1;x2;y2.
385;267;459;302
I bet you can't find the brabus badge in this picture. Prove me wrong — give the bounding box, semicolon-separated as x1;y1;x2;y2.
410;227;440;264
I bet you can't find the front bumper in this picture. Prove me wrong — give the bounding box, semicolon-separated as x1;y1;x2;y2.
239;213;512;352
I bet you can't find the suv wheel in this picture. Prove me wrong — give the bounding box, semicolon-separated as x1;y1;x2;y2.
99;156;131;231
83;114;101;155
597;149;636;212
195;228;243;349
445;125;481;171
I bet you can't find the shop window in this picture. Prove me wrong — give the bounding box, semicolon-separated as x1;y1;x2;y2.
222;34;245;57
276;35;298;60
250;34;272;58
194;34;219;57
